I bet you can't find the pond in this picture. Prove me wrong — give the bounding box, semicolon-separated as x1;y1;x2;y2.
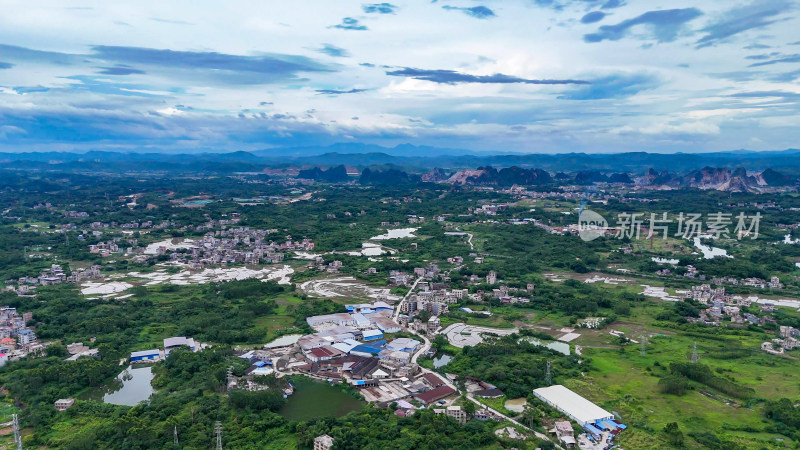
433;354;453;368
504;397;527;414
521;337;571;355
81;365;155;406
279;377;363;421
693;237;732;259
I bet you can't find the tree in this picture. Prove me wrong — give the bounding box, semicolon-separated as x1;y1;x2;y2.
658;375;689;396
462;397;476;416
663;422;684;446
416;310;431;323
432;335;448;351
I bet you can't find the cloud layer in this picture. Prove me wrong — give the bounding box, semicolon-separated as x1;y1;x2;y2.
0;0;799;153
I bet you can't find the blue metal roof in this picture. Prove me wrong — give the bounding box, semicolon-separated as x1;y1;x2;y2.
593;421;612;431
351;345;382;354
584;423;603;435
600;420;618;430
611;421;627;429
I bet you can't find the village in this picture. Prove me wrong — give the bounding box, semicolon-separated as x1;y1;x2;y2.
0;306;41;363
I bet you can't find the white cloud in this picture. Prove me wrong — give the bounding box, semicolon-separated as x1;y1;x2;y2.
0;0;798;152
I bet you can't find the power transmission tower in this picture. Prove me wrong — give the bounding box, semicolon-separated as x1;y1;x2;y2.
174;425;179;447
691;342;699;363
545;361;552;385
226;366;234;391
640;335;647;357
215;421;222;450
13;413;22;450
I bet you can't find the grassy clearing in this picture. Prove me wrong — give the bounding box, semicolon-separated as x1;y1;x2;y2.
472;395;516;417
570;331;795;449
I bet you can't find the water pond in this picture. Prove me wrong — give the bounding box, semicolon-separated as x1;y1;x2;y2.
521;337;571;355
693;237;732;259
279;377;363;421
433;354;453;368
504;397;527;413
81;365;155;406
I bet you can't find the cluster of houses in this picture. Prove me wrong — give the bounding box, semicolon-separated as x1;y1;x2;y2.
309;258;344;274
4;264;102;295
432;404;506;424
473;204;509;215
709;276;784;290
678;268;784;291
0;306;40;362
683;285;800;353
762;326;800;354
686;285;781;326
155;229;312;268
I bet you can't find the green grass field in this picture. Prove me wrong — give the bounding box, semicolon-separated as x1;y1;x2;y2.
569;331;796;449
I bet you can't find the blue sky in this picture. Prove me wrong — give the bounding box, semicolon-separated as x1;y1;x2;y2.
0;0;799;153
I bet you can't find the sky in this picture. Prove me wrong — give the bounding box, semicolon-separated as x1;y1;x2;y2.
0;0;799;154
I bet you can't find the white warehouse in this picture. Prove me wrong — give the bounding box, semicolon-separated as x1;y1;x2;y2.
533;384;614;427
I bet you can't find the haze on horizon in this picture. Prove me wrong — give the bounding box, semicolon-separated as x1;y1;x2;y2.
0;0;799;154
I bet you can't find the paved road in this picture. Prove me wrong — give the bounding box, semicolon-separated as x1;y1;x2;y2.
392;276;422;321
411;331;431;365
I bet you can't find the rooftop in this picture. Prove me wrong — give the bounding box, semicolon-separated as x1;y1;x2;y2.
533;385;613;426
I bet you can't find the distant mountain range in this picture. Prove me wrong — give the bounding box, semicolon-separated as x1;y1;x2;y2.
2;146;800;189
421;166;800;192
429;166;796;192
2;145;800;172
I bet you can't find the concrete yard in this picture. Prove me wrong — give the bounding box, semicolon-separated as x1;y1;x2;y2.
442;323;519;348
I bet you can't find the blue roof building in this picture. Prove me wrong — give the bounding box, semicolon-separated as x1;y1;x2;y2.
130;349;161;363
